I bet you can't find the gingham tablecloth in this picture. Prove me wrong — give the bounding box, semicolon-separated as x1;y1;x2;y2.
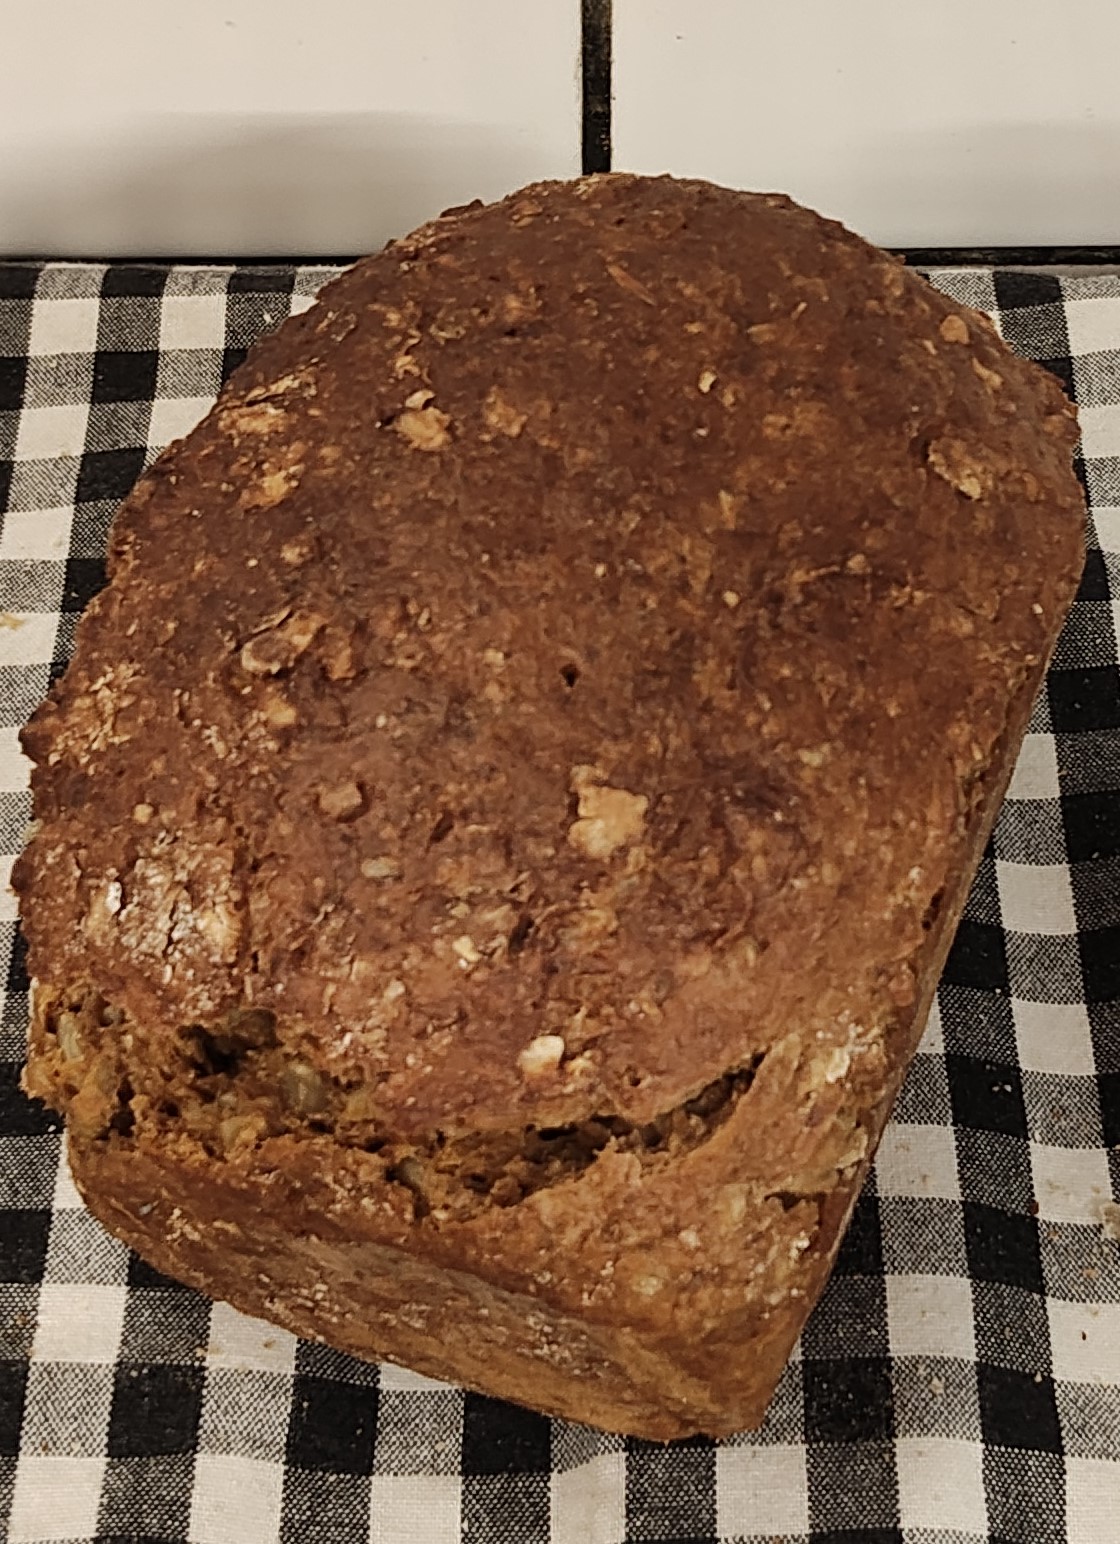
0;261;1118;1544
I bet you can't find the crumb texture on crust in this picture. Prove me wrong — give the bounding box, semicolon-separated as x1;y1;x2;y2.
14;174;1085;1435
15;174;1082;1135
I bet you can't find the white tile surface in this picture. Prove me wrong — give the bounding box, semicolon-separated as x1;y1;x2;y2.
0;855;19;922
204;1301;298;1376
551;1452;626;1544
8;1456;107;1543
1066;1458;1120;1543
1013;998;1098;1077
1030;1141;1113;1225
158;291;229;352
1;0;579;257
996;858;1079;936
1097;506;1120;554
27;296;101;357
1066;298;1120;358
51;1144;86;1210
14;403;90;462
0;727;31;793
1074;402;1120;461
896;1438;987;1533
1006;733;1062;803
191;1454;286;1544
916;997;944;1055
377;1361;458;1394
369;1473;461;1544
614;0;1120;246
148;395;217;451
0;614;62;669
31;1283;128;1365
886;1274;976;1362
716;1443;810;1539
875;1123;961;1200
0;507;74;562
1048;1299;1120;1385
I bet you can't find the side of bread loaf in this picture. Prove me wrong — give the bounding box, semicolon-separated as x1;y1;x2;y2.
15;174;1084;1438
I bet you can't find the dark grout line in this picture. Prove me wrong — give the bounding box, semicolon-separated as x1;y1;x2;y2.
6;248;1120;270
581;0;613;175
0;255;360;268
898;245;1120;267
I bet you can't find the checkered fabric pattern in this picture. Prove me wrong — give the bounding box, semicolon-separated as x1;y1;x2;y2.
0;261;1118;1544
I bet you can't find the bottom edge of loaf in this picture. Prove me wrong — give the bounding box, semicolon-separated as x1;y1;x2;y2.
65;1129;799;1441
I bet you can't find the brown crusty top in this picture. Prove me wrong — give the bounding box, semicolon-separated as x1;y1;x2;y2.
16;174;1083;1141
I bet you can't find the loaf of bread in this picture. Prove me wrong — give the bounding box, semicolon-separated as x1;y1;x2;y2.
16;175;1084;1439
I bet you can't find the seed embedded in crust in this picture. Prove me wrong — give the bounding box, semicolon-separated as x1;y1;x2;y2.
395;406;451;451
361;856;401;881
518;1034;566;1078
280;1060;328;1115
318;782;365;821
567;775;648;861
939;313;970;344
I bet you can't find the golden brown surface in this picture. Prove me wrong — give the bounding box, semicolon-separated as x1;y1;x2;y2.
15;174;1084;1438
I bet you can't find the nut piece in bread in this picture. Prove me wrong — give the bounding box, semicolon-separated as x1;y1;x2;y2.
15;175;1084;1439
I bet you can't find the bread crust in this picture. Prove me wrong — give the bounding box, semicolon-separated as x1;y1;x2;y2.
16;174;1084;1437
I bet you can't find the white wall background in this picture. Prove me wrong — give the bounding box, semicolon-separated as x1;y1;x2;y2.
0;0;581;256
3;0;1120;254
613;0;1120;249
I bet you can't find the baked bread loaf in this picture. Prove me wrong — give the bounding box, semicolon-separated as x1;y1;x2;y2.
16;175;1084;1439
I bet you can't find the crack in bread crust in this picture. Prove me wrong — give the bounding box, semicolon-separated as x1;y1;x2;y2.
30;983;764;1223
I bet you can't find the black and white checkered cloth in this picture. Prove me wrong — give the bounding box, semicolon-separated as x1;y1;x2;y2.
1;260;1118;1544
